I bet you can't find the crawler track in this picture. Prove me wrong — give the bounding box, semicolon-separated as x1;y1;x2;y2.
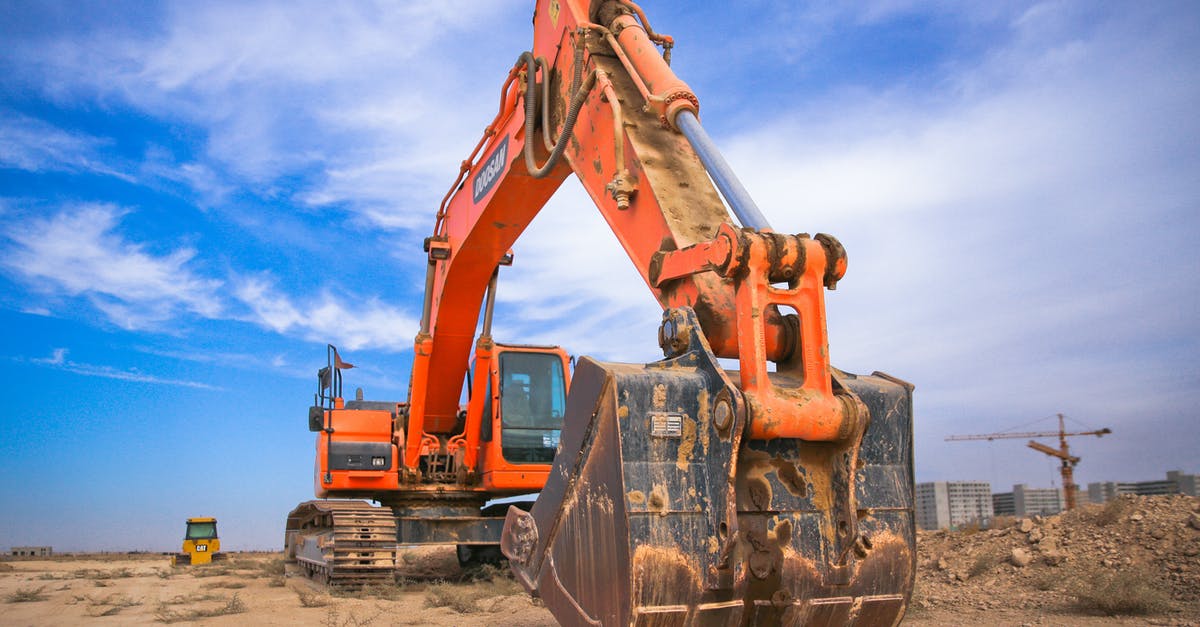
285;500;397;588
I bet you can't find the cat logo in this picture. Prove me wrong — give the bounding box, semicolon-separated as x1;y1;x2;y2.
549;0;560;28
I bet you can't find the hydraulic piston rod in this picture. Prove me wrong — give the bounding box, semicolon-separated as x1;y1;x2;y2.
676;110;772;231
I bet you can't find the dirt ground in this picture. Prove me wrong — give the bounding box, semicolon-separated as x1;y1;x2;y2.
2;495;1197;625
0;550;554;626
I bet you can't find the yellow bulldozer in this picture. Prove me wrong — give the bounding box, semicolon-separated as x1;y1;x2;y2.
171;517;226;566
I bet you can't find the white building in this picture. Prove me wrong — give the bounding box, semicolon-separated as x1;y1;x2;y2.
1087;470;1198;504
993;484;1064;517
916;481;993;530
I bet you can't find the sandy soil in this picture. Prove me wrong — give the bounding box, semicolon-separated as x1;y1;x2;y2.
0;550;554;626
4;494;1198;627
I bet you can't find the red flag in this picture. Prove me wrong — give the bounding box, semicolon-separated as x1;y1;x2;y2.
333;350;354;370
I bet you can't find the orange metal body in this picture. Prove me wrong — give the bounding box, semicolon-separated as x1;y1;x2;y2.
316;0;856;500
397;0;857;487
314;405;400;497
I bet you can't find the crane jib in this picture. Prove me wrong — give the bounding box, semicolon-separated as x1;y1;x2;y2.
473;136;509;203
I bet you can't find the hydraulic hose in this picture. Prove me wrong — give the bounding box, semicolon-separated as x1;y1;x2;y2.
521;45;585;179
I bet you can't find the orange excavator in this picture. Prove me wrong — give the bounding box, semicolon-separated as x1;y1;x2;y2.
284;1;916;624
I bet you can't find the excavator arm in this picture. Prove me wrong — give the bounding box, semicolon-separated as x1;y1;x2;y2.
401;1;916;624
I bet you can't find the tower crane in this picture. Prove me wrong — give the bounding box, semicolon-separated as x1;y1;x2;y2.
946;413;1111;510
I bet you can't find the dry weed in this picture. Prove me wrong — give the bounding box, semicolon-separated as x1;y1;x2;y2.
154;592;247;623
5;586;48;603
967;551;1003;579
424;581;494;613
159;591;224;605
190;564;234;578
256;556;287;578
85;593;142;617
297;588;333;608
1070;564;1172;615
321;605;386;627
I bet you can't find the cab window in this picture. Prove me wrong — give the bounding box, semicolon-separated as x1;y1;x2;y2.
499;352;565;463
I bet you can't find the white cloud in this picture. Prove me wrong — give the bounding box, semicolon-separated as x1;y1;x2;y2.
0;112;135;182
28;348;220;389
233;274;417;351
3;204;223;329
8;1;522;223
4;205;421;351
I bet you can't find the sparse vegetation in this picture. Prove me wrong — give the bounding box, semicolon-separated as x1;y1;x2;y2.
1095;497;1131;526
321;605;386;627
154;592;247;623
5;586;48;603
159;591;224;605
297;588;333;608
1070;564;1173;615
255;556;286;578
190;564;235;578
967;551;1002;579
84;593;143;617
424;581;490;613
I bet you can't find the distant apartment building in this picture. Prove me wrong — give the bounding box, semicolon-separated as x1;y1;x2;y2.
916;481;994;530
9;546;52;558
993;484;1064;517
1087;470;1198;504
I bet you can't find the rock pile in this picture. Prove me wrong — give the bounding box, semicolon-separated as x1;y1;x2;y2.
914;494;1200;618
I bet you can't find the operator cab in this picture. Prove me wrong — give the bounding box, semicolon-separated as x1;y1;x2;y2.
497;349;566;463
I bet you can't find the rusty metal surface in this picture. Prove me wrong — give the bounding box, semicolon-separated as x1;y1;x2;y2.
503;307;915;625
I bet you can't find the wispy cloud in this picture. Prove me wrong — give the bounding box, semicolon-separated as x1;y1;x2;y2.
5;1;520;225
0;111;135;181
29;348;220;389
234;275;417;351
3;204;420;350
3;204;223;329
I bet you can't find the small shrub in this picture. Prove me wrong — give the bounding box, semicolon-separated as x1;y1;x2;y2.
154;593;247;623
1070;565;1172;615
5;587;48;603
968;552;1002;579
159;591;223;605
85;593;142;617
424;582;491;614
468;563;523;596
257;557;286;578
297;589;332;608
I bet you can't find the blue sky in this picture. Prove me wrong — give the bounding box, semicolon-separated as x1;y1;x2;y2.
1;1;1197;551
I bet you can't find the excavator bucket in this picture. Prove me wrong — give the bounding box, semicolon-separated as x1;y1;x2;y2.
502;308;915;626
